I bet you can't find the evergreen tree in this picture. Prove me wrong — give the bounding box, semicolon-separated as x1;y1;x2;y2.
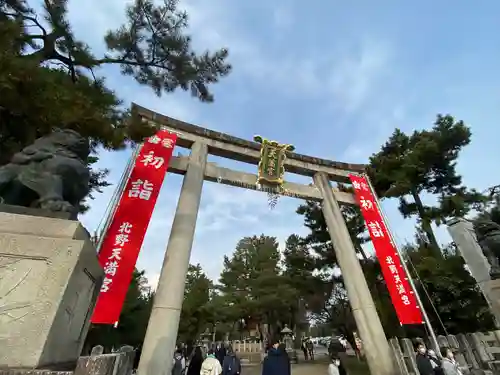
282;234;318;345
217;235;297;339
0;0;231;209
0;20;145;159
368;115;486;252
1;0;230;102
476;186;500;225
282;234;316;294
178;264;213;345
296;187;369;270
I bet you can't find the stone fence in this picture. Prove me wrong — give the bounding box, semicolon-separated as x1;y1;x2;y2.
73;346;135;375
390;331;500;375
229;340;262;353
0;346;136;375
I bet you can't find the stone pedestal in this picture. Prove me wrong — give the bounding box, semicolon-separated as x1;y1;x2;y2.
0;211;103;369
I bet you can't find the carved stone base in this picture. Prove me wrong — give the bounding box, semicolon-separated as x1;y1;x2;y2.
0;212;103;369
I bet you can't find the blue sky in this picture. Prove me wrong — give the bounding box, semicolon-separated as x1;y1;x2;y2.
47;0;500;287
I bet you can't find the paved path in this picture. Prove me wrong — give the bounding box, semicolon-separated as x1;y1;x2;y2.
242;356;369;375
242;362;328;375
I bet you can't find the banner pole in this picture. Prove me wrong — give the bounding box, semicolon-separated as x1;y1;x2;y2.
363;173;441;354
95;145;142;254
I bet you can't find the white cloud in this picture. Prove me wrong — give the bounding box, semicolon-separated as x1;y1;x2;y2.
327;39;392;113
228;39;392;105
197;184;274;234
65;0;392;109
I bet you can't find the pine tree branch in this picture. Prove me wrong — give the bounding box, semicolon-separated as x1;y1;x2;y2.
95;57;175;71
3;12;48;36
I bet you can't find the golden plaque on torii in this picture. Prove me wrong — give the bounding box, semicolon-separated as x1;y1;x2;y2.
253;135;295;208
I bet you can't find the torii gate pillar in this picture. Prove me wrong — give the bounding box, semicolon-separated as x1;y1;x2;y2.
314;172;397;375
137;142;208;375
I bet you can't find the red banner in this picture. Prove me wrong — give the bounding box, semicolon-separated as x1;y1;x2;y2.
348;174;423;325
91;130;177;324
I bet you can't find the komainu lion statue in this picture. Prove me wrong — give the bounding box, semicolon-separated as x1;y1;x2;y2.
0;129;90;218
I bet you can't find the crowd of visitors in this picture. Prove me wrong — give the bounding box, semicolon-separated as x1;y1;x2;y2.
134;335;469;375
173;342;241;375
169;336;349;375
168;337;467;375
414;341;464;375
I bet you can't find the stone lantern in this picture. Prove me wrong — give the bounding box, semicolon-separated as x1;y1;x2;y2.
200;328;211;351
281;325;297;363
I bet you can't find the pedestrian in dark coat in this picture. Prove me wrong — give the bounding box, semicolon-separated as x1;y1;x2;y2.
262;338;291;375
427;349;444;375
172;349;186;375
337;357;348;375
133;345;142;370
306;340;314;360
186;346;204;375
222;347;241;375
215;344;227;366
301;340;309;360
415;342;434;375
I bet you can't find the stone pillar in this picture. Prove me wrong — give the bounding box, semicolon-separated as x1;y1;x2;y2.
447;218;500;326
313;172;396;375
447;218;491;284
137;142;208;375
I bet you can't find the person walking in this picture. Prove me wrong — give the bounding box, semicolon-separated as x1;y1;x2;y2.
132;344;142;372
440;347;463;375
328;357;342;375
262;337;290;375
415;342;434;375
306;339;314;361
337;357;347;375
279;342;290;370
201;349;223;375
186;346;204;375
427;349;444;375
222;347;241;375
301;339;309;360
216;343;227;366
172;349;186;375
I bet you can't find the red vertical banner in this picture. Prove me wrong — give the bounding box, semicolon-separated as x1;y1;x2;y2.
91;130;178;324
348;174;423;325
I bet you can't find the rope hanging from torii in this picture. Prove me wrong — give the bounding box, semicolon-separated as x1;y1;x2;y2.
253;135;295;209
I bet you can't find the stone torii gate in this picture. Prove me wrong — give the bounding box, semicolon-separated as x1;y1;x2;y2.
132;104;397;375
